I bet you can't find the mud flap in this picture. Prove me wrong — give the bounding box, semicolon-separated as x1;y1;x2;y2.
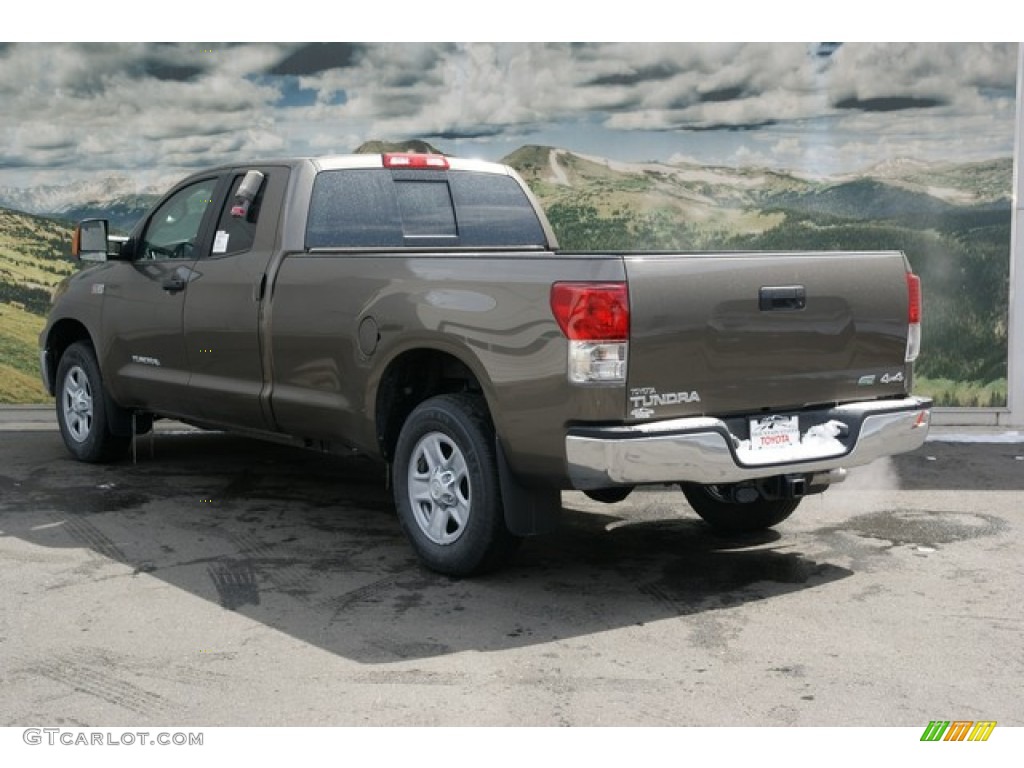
106;395;134;437
106;401;152;438
496;439;561;536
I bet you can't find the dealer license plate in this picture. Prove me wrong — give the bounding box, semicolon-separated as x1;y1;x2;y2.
749;415;800;451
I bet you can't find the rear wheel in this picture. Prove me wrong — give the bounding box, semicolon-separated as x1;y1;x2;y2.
393;394;520;576
55;342;130;462
681;483;801;534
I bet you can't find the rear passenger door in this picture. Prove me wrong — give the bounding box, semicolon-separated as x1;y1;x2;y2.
181;166;290;429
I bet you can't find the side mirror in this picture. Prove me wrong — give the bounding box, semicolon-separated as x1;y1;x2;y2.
72;219;110;262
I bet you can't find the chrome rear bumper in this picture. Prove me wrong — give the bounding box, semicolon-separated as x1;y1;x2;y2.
565;396;931;489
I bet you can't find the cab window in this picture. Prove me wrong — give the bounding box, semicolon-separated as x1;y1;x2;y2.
139;179;217;260
305;169;545;249
210;174;264;257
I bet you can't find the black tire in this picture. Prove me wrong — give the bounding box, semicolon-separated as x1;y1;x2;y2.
681;483;801;534
55;341;131;463
393;393;520;576
583;486;634;504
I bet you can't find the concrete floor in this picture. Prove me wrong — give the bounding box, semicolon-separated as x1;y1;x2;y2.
0;419;1022;729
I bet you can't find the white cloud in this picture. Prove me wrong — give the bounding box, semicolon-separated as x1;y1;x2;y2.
0;42;1017;189
828;42;1017;106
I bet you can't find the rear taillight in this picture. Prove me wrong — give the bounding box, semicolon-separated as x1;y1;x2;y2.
906;272;921;362
550;282;629;384
907;273;921;324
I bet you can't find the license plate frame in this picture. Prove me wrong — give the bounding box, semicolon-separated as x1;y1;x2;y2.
749;414;800;451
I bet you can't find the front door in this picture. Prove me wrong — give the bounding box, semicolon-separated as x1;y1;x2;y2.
100;176;221;417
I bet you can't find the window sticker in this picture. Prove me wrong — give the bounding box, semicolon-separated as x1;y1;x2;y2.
213;231;230;253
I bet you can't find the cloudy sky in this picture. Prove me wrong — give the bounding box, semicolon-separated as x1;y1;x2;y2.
0;42;1018;191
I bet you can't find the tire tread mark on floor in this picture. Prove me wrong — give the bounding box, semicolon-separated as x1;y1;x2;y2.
25;653;166;717
57;515;128;563
134;661;233;686
637;581;696;616
207;560;260;610
346;669;463;686
226;531;316;602
323;573;408;616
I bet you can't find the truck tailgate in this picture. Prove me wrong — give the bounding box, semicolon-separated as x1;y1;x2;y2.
624;251;912;419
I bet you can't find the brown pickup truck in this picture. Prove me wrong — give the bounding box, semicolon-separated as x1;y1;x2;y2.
40;152;931;575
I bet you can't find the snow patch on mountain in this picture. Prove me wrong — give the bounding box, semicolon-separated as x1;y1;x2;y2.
0;175;162;216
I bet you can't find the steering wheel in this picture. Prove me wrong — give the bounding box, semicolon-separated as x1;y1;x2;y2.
142;240;195;260
171;241;195;259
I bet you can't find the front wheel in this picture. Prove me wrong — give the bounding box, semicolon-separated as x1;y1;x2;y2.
393;394;520;576
681;483;801;534
55;341;130;462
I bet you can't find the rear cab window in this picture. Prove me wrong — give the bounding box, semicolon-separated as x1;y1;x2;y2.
211;173;265;256
305;167;547;249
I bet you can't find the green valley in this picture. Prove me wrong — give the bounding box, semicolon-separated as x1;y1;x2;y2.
0;207;75;403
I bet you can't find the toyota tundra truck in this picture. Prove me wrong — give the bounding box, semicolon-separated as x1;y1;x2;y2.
39;152;932;575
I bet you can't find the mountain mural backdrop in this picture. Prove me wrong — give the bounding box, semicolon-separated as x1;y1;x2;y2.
0;145;1011;406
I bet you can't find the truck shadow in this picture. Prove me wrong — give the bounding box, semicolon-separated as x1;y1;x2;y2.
3;431;853;664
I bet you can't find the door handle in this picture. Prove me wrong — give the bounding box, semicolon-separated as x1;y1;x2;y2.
759;285;806;311
162;277;186;293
